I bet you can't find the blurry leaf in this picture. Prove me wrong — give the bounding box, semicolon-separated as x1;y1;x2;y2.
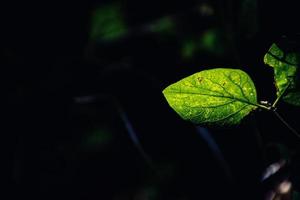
148;16;175;35
181;29;224;59
162;68;258;126
181;39;197;59
82;128;113;150
264;43;300;106
199;29;224;55
90;3;127;41
197;3;214;16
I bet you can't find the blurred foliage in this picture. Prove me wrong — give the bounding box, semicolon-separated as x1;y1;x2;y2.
89;1;226;61
196;3;215;16
81;127;113;150
90;3;127;41
181;29;225;59
148;16;176;35
181;38;198;59
199;29;224;55
5;0;300;199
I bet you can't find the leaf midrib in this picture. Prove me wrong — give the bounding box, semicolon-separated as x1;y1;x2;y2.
164;90;257;108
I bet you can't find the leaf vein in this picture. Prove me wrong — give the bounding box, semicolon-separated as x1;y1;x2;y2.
183;100;236;109
224;73;250;102
197;104;250;124
165;90;257;107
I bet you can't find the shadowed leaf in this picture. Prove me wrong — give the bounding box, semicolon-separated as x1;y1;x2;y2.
264;43;300;106
148;16;175;35
199;29;224;55
82;128;113;150
181;39;197;59
90;3;127;41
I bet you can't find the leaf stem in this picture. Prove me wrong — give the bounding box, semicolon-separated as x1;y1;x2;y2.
272;109;300;139
271;80;291;108
256;103;272;111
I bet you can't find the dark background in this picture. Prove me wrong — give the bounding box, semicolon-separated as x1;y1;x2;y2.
3;0;300;199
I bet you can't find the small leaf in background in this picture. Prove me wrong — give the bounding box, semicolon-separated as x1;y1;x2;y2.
197;3;214;16
181;29;225;60
148;16;175;35
162;68;258;126
264;42;300;106
199;29;224;56
82;127;113;150
181;39;198;59
90;3;127;41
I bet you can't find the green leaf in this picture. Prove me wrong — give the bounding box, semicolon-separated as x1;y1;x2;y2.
199;29;224;56
82;128;113;149
162;68;258;126
90;3;127;41
264;43;300;106
148;16;175;35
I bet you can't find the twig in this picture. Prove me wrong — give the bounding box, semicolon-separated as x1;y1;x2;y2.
272;80;291;108
272;110;300;139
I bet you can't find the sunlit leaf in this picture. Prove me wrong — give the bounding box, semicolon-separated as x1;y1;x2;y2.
163;68;258;126
264;43;300;106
